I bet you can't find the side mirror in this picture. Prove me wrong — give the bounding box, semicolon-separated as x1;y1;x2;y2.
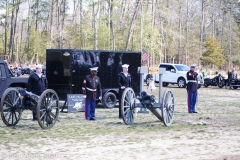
170;69;176;73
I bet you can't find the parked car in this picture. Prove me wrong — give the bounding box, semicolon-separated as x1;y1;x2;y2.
152;63;204;88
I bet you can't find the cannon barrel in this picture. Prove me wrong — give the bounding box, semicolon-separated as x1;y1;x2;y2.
140;91;156;101
19;89;39;100
140;91;156;106
24;91;40;102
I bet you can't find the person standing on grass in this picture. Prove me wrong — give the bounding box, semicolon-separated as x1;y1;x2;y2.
82;67;102;121
27;64;48;120
232;68;237;80
117;64;131;119
186;64;198;113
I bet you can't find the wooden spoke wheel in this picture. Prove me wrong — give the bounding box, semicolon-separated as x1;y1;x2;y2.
121;88;136;125
37;89;59;129
0;88;22;126
161;89;174;126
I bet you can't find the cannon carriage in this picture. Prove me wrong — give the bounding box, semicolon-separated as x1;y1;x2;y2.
120;67;175;126
0;88;59;129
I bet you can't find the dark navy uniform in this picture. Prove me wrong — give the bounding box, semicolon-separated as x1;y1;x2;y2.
118;72;131;118
186;69;198;113
82;74;101;120
27;72;48;120
27;73;48;95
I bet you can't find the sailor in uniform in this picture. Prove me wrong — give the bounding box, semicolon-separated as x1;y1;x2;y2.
117;64;131;118
82;67;102;120
186;64;198;113
27;64;48;120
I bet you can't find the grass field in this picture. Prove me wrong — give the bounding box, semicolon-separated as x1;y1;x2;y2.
0;84;240;160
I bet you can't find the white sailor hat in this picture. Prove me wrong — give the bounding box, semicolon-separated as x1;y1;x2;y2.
36;64;43;69
122;64;129;68
190;64;196;68
90;67;98;72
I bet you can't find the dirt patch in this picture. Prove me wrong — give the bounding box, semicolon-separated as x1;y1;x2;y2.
0;85;240;160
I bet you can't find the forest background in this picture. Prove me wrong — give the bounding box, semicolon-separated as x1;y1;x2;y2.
0;0;240;70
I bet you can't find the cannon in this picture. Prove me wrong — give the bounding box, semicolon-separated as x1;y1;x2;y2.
120;67;174;126
0;88;59;129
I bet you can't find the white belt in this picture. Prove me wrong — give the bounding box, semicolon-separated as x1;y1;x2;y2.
86;87;96;91
188;80;196;83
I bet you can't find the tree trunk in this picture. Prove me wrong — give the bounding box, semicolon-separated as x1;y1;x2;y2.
199;0;205;66
178;5;182;64
35;0;39;30
93;0;100;50
80;0;83;48
4;0;8;59
9;0;20;62
125;0;141;51
109;0;115;50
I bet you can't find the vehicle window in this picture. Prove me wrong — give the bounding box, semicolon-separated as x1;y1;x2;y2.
0;64;6;77
174;65;190;71
168;65;175;71
159;64;168;70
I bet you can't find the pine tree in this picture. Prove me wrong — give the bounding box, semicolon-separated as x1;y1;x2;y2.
201;36;225;67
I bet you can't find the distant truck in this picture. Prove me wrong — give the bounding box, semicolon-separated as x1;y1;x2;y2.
46;49;141;108
146;63;204;88
0;60;28;101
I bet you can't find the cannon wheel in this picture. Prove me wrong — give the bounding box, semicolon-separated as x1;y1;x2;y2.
37;89;59;129
161;89;174;126
0;88;22;126
121;88;135;125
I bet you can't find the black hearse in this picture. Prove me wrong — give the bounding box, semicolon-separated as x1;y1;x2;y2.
46;49;141;108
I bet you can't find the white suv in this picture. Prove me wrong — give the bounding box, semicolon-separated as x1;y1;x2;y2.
152;63;204;88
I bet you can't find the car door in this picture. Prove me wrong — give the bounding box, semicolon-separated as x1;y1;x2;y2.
166;65;177;83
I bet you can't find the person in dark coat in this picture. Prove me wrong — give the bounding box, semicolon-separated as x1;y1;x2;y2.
186;64;198;113
227;69;232;86
118;64;131;119
82;67;102;120
27;64;48;120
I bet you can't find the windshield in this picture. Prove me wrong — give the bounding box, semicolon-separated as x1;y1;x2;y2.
174;65;189;71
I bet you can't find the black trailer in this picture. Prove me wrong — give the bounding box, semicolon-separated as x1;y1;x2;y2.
46;49;141;108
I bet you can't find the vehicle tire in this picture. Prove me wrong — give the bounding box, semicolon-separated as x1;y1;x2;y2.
102;92;117;108
204;84;209;87
177;78;186;88
197;84;202;89
218;82;224;88
233;86;238;89
163;83;169;87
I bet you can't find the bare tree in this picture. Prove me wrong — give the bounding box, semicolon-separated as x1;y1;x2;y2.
8;0;21;62
125;0;141;51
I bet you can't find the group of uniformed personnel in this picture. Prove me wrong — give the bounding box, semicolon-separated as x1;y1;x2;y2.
82;64;131;120
26;63;131;121
27;62;199;121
